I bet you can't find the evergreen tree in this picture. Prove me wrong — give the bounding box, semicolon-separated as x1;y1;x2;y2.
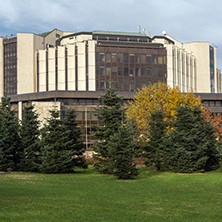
62;108;87;169
20;102;41;172
40;109;75;173
0;93;21;171
109;124;138;179
162;105;221;173
143;108;168;171
93;89;124;174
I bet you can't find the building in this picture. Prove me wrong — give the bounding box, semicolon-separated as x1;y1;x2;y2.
0;29;222;147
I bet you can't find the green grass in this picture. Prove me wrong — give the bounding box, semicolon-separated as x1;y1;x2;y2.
1;167;222;222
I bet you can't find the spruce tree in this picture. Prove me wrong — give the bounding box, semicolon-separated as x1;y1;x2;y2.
143;108;168;171
20;102;41;172
0;93;21;171
109;124;138;179
62;108;87;169
93;89;124;174
40;109;74;173
162;105;220;173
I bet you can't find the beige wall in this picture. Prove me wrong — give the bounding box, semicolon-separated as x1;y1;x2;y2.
17;33;44;94
32;101;61;128
77;42;86;90
0;38;3;97
183;42;211;93
88;40;96;91
67;44;76;90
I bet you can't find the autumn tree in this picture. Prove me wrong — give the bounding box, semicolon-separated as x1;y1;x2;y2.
126;82;202;138
202;107;222;138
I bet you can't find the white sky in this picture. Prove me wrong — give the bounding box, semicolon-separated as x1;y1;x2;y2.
1;0;222;67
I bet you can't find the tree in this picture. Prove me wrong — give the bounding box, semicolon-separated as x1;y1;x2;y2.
62;108;87;169
0;93;21;171
40;109;75;173
162;105;221;173
93;89;124;174
143;108;168;171
108;124;138;179
126;82;202;138
20;102;41;172
202;107;222;139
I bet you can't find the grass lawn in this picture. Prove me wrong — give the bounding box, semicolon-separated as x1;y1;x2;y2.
1;167;222;222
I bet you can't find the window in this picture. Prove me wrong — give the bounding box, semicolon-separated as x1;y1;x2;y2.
100;53;105;62
124;67;128;76
118;67;123;76
146;55;152;64
130;68;134;77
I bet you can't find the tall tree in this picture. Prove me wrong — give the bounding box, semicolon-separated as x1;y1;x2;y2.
143;108;168;171
162;105;221;173
20;102;41;172
126;82;202;139
0;93;21;171
62;108;87;169
108;124;139;179
93;89;124;174
40;109;74;173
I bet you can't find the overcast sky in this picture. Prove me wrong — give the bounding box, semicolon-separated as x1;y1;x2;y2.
1;0;222;67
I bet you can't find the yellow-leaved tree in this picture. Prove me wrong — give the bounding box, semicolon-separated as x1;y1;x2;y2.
126;82;202;138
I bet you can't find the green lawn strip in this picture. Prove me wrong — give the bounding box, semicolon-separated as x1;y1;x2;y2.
0;169;222;222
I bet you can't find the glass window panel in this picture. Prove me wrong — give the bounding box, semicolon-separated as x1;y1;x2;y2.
124;67;128;76
153;55;158;64
117;54;123;63
105;53;111;62
112;53;117;63
129;68;134;77
158;56;163;64
100;67;105;76
130;54;134;64
135;55;140;63
111;81;117;88
146;55;152;64
100;53;105;62
124;54;129;63
147;69;152;77
118;80;123;90
141;55;146;63
112;67;117;76
135;67;140;76
141;67;146;76
106;67;111;76
100;81;105;89
118;67;123;76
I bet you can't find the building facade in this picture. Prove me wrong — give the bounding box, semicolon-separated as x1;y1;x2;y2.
0;29;222;147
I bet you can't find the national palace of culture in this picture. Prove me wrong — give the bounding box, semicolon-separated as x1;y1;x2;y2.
1;28;222;148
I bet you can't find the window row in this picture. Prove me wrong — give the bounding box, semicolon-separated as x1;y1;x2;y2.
96;53;166;65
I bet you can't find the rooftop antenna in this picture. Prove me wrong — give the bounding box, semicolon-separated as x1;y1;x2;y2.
162;31;166;35
138;26;141;33
143;28;147;35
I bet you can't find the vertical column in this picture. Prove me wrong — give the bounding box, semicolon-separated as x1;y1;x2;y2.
88;40;96;91
67;44;76;90
77;42;86;91
48;48;56;91
18;101;22;121
57;46;66;90
39;50;46;92
0;38;3;98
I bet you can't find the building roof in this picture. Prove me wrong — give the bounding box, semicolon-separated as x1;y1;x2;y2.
93;30;147;37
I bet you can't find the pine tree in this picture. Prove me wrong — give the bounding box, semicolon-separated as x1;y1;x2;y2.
93;89;124;174
162;105;220;173
0;93;21;171
20;102;41;172
62;108;87;169
109;124;138;179
143;108;168;171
